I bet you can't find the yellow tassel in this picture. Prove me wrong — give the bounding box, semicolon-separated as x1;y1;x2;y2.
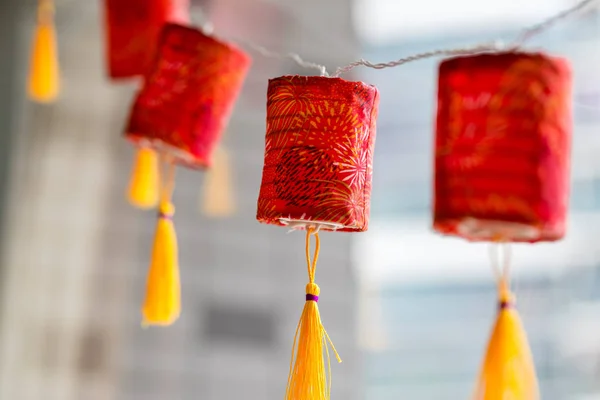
28;0;59;103
142;160;180;326
201;146;235;217
127;147;159;209
473;246;539;400
286;229;342;400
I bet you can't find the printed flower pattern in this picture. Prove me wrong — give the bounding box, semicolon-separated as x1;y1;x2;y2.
257;75;379;232
336;125;371;188
434;52;572;243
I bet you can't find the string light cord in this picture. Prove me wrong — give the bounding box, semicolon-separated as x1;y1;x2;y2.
333;0;599;77
332;42;503;77
234;39;329;77
197;19;330;76
208;0;597;78
512;0;598;47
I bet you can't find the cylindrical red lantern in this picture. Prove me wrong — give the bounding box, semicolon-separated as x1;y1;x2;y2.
433;52;572;243
126;23;251;168
257;75;379;232
433;51;572;400
124;23;251;327
104;0;190;79
256;75;379;399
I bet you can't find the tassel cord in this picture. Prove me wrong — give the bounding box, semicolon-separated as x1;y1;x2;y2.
305;228;320;285
489;242;514;302
475;243;538;399
304;229;341;363
158;154;176;207
141;152;180;326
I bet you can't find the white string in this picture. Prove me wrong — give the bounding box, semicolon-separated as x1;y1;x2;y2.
502;243;512;281
488;244;503;282
333;0;599;77
235;39;329;77
332;42;504;77
196;15;329;76
512;0;598;47
91;0;599;78
201;22;214;35
488;243;512;282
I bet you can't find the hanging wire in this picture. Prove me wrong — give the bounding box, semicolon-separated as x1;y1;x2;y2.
190;1;329;77
332;42;503;78
512;0;598;47
54;0;598;78
58;0;597;78
234;39;329;77
333;0;599;77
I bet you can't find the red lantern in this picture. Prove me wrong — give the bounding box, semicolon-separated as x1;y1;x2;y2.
434;52;572;243
433;51;572;400
124;23;251;326
257;75;379;232
126;23;251;169
256;75;379;399
104;0;190;79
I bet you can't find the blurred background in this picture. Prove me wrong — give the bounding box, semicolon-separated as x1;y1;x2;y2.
0;0;599;399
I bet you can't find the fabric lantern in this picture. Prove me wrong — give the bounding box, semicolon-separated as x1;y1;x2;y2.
257;75;379;399
104;0;190;79
28;0;59;103
434;52;572;399
125;23;251;326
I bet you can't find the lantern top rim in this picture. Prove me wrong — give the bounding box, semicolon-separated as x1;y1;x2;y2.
160;23;250;62
268;74;376;89
438;50;570;73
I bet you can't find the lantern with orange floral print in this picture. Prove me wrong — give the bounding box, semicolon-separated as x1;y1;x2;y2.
124;23;251;327
256;75;379;400
104;0;190;80
434;52;572;400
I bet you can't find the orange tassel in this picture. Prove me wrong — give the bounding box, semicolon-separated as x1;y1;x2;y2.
286;228;341;400
28;0;59;103
473;245;539;400
142;159;180;326
127;147;159;209
201;146;235;218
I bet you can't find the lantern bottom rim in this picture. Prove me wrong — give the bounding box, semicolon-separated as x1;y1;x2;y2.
279;218;345;232
458;217;539;241
437;217;544;242
128;137;210;169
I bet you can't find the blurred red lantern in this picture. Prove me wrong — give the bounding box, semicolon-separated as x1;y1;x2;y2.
256;75;379;400
257;75;379;232
124;23;251;326
126;23;251;171
433;51;572;400
434;52;572;243
104;0;190;79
